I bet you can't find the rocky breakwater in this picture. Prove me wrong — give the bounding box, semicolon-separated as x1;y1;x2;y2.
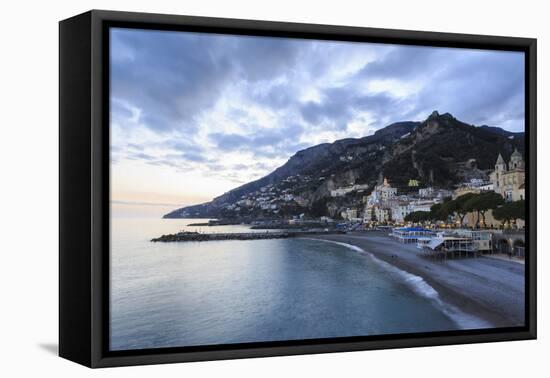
151;230;344;242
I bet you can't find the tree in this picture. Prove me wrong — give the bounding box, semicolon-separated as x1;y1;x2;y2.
429;203;447;223
451;193;477;226
439;200;459;225
513;200;526;220
464;191;504;228
493;203;513;228
405;211;430;224
494;200;525;228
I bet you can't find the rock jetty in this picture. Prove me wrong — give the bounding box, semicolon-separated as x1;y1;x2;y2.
151;230;344;242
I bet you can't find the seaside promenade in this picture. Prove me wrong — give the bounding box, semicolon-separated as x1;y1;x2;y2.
307;231;525;328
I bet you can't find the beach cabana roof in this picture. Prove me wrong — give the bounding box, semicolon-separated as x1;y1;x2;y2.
426;238;445;250
395;227;431;232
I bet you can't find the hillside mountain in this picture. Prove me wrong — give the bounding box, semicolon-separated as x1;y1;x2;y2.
479;125;524;138
164;111;524;219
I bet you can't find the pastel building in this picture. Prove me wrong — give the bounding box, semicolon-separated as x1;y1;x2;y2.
365;177;397;207
490;149;525;201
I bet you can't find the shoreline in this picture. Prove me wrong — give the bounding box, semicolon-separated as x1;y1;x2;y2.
305;231;525;329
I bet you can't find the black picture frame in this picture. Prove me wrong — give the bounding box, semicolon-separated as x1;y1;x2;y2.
59;9;537;368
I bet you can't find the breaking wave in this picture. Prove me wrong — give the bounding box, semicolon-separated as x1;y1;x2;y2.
312;239;492;330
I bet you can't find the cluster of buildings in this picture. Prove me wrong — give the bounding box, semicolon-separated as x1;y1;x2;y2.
222;171;358;217
227;175;312;215
217;148;525;231
358;177;451;224
231;184;282;213
451;148;525;202
452;178;493;198
340;148;526;228
451;149;525;228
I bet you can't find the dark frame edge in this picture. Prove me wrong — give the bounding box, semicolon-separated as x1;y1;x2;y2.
59;9;537;368
94;329;535;368
89;9;536;49
91;10;109;368
526;38;537;340
59;11;94;367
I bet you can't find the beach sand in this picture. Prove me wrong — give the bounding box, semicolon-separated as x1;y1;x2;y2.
306;231;525;329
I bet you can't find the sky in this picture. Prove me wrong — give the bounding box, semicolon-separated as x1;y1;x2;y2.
109;27;525;217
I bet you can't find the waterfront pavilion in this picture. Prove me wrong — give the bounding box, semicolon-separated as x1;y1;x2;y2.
392;227;434;244
422;237;476;259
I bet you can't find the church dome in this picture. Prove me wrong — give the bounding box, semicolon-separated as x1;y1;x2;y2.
510;148;522;161
509;148;524;170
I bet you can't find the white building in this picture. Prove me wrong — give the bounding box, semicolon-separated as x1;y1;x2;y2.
331;183;370;197
391;202;411;223
375;207;391;222
389;199;437;223
366;177;397;206
409;200;434;213
331;187;354;197
377;177;397;200
282;193;294;202
341;208;358;220
478;183;494;191
419;187;434;198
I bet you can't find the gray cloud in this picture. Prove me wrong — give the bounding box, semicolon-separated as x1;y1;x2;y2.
400;49;525;130
343;46;525;131
355;45;441;80
111;29;304;134
111;28;525;172
111;29;233;133
127;152;156;161
300;88;399;129
208;123;307;159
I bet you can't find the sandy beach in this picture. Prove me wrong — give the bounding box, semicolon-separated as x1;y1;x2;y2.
306;231;525;329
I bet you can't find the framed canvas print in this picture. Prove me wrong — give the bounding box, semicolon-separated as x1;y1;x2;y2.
59;10;537;368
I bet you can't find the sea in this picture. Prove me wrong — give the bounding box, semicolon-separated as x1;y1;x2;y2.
110;217;465;351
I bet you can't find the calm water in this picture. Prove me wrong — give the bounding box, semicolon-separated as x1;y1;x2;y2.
110;217;460;351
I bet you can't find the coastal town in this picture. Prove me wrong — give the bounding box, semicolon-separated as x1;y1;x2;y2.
152;146;527;330
151;148;527;332
157;150;526;260
152;145;527;331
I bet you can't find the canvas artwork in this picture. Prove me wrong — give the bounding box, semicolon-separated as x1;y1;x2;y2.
109;27;526;352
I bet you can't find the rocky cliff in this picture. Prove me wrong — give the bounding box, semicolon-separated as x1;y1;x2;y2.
164;111;524;219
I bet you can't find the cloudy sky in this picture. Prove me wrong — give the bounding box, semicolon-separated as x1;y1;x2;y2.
110;27;525;217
